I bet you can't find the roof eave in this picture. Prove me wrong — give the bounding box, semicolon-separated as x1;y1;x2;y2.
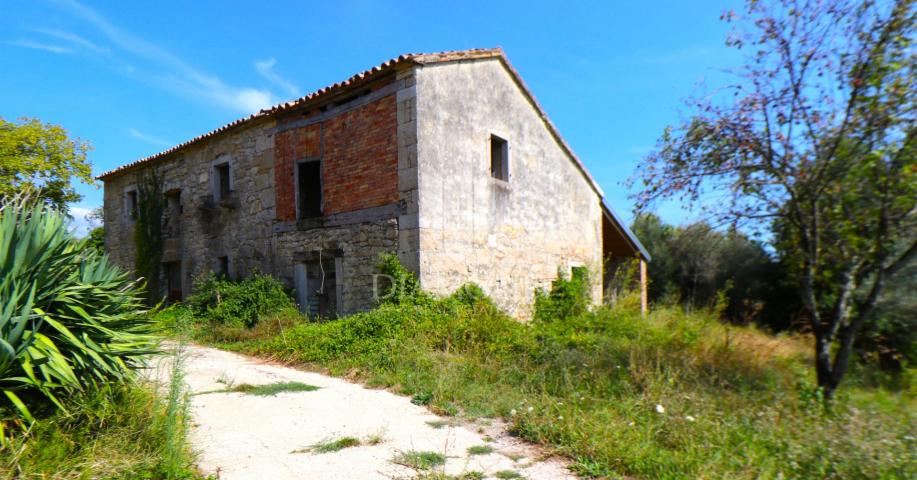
602;199;651;262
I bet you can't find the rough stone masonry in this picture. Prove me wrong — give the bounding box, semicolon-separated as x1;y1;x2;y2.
99;48;649;318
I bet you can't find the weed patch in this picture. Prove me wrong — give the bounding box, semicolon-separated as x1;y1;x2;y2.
198;381;318;396
467;445;494;455
307;436;361;453
0;365;200;478
392;450;446;470
493;470;524;479
425;420;452;429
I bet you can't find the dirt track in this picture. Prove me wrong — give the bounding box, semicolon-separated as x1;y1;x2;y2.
151;344;574;480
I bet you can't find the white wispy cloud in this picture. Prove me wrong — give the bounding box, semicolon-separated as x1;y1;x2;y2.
31;27;109;54
129;128;172;147
8;38;72;54
50;0;277;113
255;58;300;98
67;205;100;238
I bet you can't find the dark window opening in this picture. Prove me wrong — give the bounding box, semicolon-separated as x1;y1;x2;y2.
126;190;138;220
164;191;182;237
216;256;229;279
297;161;322;218
164;261;182;304
215;163;231;200
490;135;508;181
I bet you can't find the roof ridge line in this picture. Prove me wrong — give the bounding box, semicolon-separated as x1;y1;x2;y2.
96;48;503;179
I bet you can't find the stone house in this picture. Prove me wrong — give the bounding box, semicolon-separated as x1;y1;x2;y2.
99;48;649;318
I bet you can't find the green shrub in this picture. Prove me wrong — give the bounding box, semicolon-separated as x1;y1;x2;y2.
376;253;430;305
450;283;491;307
0;197;156;422
533;267;591;323
187;272;294;328
172;258;917;478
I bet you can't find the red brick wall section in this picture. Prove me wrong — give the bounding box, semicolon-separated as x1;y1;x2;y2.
275;123;321;220
274;94;398;220
323;94;398;214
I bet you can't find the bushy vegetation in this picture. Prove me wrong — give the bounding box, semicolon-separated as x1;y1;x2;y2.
631;213;794;328
632;212;916;374
185;272;294;328
0;198;199;478
161;259;916;479
533;267;591;323
1;351;199;479
0;197;156;423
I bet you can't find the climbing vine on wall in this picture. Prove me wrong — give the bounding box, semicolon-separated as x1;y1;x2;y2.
134;169;164;304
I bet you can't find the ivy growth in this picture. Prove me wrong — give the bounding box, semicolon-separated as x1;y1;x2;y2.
133;169;164;304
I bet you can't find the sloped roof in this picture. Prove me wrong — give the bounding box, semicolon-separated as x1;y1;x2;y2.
96;48;504;179
96;47;648;260
602;200;651;261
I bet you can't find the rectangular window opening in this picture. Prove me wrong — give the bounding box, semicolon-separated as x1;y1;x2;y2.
297;161;322;219
215;163;231;200
164;191;181;237
216;256;229;279
490;135;508;181
126;190;138;221
164;261;182;304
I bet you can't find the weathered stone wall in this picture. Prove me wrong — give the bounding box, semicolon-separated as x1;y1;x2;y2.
102;58;604;318
273;217;398;314
413;59;604;318
102;76;412;315
102;119;278;298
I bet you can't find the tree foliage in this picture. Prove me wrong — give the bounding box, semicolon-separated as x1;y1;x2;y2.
631;213;795;327
632;0;916;397
0;117;93;210
84;206;105;255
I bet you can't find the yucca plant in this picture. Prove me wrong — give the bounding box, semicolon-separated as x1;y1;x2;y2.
0;196;156;423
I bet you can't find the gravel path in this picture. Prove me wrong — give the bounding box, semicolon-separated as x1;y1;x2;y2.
150;344;574;480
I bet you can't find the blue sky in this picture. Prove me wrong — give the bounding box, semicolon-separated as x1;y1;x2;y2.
1;0;743;234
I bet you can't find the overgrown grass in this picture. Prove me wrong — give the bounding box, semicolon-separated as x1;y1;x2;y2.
198;381;319;397
308;436;362;453
393;450;447;470
467;445;494;455
0;349;201;479
159;274;916;479
493;471;524;479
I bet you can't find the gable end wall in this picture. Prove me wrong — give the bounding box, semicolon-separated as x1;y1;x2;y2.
414;59;603;318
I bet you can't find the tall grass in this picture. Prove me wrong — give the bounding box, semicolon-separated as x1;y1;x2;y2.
0;351;200;478
158;346;194;478
160;267;916;479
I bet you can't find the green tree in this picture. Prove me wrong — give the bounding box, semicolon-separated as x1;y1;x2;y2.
632;213;791;326
632;0;916;398
85;206;105;255
0;117;93;210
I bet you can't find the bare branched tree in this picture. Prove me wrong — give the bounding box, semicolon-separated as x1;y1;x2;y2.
631;0;916;398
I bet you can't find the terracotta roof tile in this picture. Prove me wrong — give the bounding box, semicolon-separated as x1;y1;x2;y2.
96;48;502;179
95;47;647;258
